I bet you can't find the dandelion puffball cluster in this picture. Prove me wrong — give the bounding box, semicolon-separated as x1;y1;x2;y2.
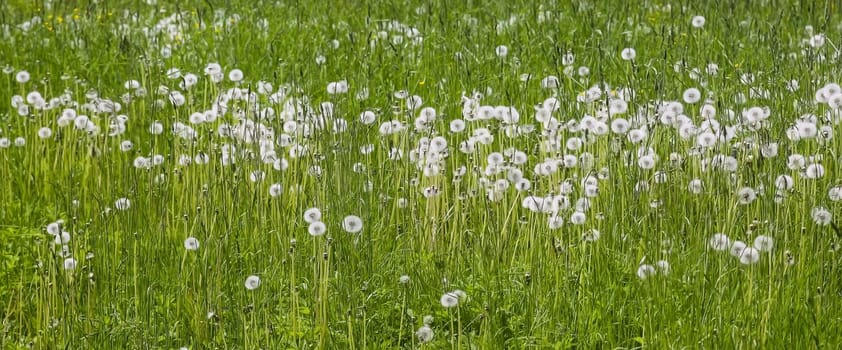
709;233;774;265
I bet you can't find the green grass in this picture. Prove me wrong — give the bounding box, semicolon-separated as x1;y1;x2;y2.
1;0;842;348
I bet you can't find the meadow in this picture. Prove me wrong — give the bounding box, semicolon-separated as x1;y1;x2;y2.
1;0;842;348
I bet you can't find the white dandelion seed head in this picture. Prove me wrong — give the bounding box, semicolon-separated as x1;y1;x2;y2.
570;211;587;225
303;207;322;223
342;215;363;233
691;15;706;28
37;127;53;139
637;155;657;170
308;221;327;236
440;292;459;308
683;88;701;104
423;315;434;325
114;198;131;210
739;247;761;265
637;264;656;280
760;143;778;158
621;48;637;61
360;111;377;125
63;258;77;271
811;206;833;226
730;240;748;257
582;228;601;242
787;154;806;170
804;163;825;179
15;70;30;83
495;45;509;57
548;215;564;230
184;237;200;251
228;69;244;82
416;325;434;343
775;175;794;190
736;187;756;204
249;170;266;183
269;183;284;197
655;260;670;275
244;275;261;290
709;233;730;251
753;235;774;252
688;179;704;194
46;222;62;236
828;186;842;202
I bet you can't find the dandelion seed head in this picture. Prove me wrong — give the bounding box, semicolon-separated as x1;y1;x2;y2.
184;237;200;251
621;48;636;61
308;221;327;236
739;247;761;265
244;275;261;290
691;15;706;28
114;198;131;210
63;258;77;271
637;264;656;279
342;215;363;233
